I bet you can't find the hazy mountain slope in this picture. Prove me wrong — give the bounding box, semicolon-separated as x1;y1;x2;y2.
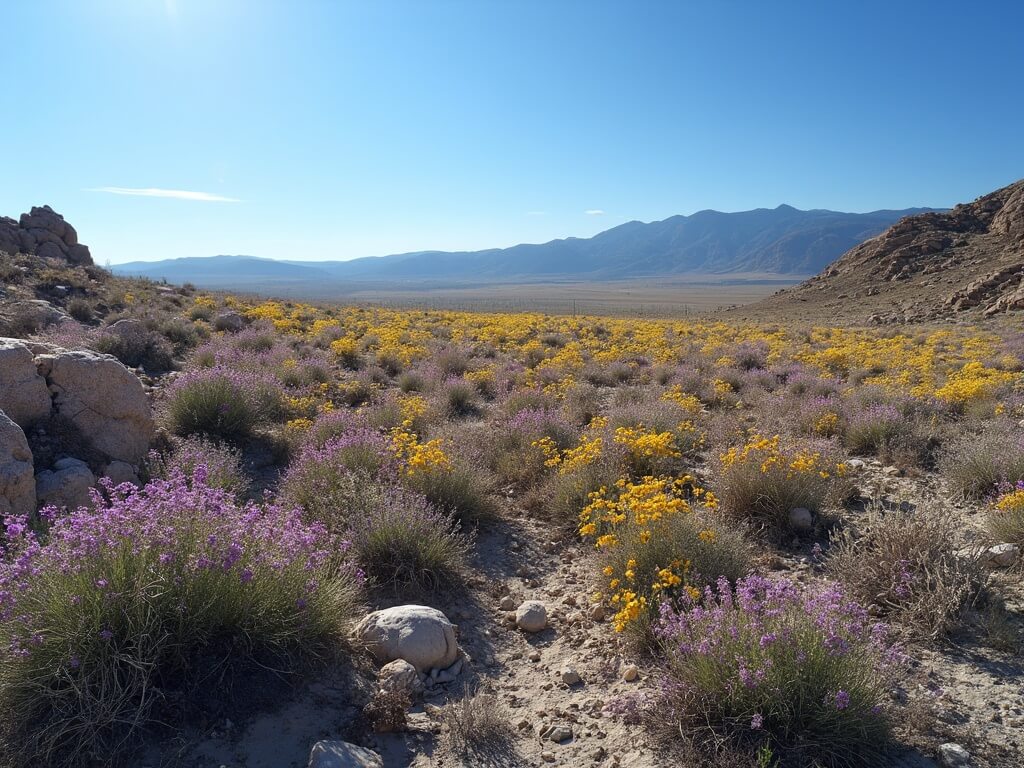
729;178;1024;324
112;204;934;290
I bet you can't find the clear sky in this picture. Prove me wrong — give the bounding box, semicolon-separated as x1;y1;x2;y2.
2;0;1022;265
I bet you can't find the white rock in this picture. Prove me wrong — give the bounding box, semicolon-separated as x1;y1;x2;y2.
589;603;606;621
36;457;95;511
308;740;383;768
515;600;547;633
882;465;902;477
984;543;1020;568
0;411;35;516
499;594;516;611
354;605;459;672
541;724;573;743
377;659;422;695
37;349;154;464
937;742;971;768
0;338;51;428
787;507;813;531
846;458;866;470
621;664;639;682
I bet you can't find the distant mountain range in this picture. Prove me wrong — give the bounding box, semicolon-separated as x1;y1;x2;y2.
112;204;939;292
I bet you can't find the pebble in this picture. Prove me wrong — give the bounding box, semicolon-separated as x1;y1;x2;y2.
621;664;639;682
499;595;516;611
541;724;574;743
528;650;542;662
589;603;606;621
560;667;582;685
985;543;1020;568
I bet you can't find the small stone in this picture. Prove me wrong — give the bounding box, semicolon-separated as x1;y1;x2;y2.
847;458;866;470
985;543;1020;568
542;724;573;743
378;659;421;696
589;603;606;621
541;752;556;763
515;600;547;633
528;650;541;662
560;667;582;685
882;465;902;476
499;595;516;611
937;742;971;768
787;506;813;532
621;664;639;682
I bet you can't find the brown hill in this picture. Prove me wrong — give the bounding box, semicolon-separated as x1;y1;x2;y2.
730;179;1024;324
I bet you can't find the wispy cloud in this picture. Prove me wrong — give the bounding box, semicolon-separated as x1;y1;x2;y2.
585;209;606;216
86;187;240;203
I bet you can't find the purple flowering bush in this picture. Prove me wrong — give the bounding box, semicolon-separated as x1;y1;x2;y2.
940;424;1024;498
163;365;283;439
0;470;362;766
146;435;250;499
279;431;398;523
655;574;900;766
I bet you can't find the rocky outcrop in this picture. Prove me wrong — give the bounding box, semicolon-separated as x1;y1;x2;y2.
0;205;92;265
742;178;1024;323
0;338;154;477
36;349;154;464
0;339;52;428
354;605;459;672
0;411;35;516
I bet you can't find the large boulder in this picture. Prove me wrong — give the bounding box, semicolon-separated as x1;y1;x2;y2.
0;338;52;427
354;605;459;672
37;349;154;464
36;457;95;511
0;411;35;516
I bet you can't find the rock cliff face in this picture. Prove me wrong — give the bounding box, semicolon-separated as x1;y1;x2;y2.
735;179;1024;323
0;205;92;265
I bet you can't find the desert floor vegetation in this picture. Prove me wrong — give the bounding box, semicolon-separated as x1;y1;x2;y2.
3;272;1024;766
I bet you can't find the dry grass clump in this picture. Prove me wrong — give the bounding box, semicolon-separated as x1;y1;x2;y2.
826;502;982;639
940;425;1024;498
439;686;515;760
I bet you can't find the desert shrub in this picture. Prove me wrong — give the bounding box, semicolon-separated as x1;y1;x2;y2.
146;435;249;499
406;459;497;525
279;432;397;520
582;476;750;645
94;323;174;371
163;366;281;439
438;377;480;418
987;484;1024;547
439;686;514;759
826;504;981;639
363;687;411;733
300;408;371;449
654;575;900;767
347;483;471;595
487;407;577;488
716;434;850;532
159;316;204;354
66;298;94;323
842;402;907;456
434;347;471;377
0;472;362;767
940;426;1024;498
789;395;844;439
398;370;426;392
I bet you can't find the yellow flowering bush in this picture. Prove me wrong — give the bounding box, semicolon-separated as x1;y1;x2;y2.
989;487;1024;546
717;433;849;530
581;475;747;641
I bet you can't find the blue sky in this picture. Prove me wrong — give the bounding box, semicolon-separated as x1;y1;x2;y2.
2;1;1022;264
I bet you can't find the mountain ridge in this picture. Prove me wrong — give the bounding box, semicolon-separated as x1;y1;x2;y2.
113;203;938;289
